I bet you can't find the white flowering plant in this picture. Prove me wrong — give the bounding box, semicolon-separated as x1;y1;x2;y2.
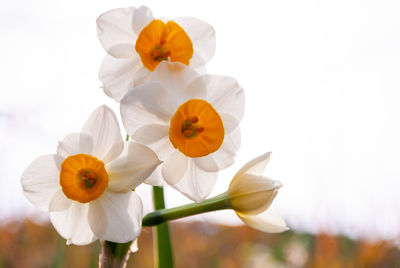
21;5;288;268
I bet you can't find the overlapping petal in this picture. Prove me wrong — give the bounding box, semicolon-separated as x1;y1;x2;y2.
50;202;97;245
235;152;271;179
132;6;154;34
194;127;240;172
132;124;169;144
99;54;149;102
149;61;201;100
81;105;124;163
170;159;218;202
204;75;245;131
143;165;167;186
21;154;63;211
107;142;162;192
97;7;137;58
121;81;175;129
236;210;289;233
88;191;142;243
229;174;281;215
49;189;72;212
173;17;216;68
162;150;189;185
56;133;93;159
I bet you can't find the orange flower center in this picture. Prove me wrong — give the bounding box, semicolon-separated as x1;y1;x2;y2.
60;154;108;203
135;20;193;71
169;99;224;158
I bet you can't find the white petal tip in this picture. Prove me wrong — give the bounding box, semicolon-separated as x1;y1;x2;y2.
275;226;290;233
273;180;283;189
262;152;272;159
130;240;139;253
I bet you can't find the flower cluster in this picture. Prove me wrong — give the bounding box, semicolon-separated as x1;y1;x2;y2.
21;5;287;248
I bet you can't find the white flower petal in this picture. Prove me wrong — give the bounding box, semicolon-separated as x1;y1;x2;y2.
162;150;188;186
81;105;123;163
121;82;174;134
173;17;216;67
143;165;166;186
120;63;201;137
132;124;169;144
193;149;233;173
132;125;175;160
183;75;208;100
194;128;240;172
21;154;62;211
235;152;271;178
49;189;72;212
132;124;175;160
237;209;289;233
56;132;93;159
205;75;245;126
130;239;139;253
189;51;206;69
99;54;150;102
224;126;241;154
229;175;282;215
220;113;239;134
50;202;97;245
229;174;282;197
146;136;176;161
193;155;219;172
88;190;142;243
171;159;218;202
97;7;137;58
107;142;162;192
150;62;200;101
109;44;137;59
132;6;154;34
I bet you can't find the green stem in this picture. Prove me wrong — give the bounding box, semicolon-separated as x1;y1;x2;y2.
143;192;231;227
53;237;66;268
153;186;174;268
99;240;132;268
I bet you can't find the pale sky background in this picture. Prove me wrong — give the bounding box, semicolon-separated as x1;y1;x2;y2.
1;0;400;241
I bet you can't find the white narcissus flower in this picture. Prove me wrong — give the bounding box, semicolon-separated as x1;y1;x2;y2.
96;5;216;102
21;105;161;245
228;152;289;233
121;61;244;202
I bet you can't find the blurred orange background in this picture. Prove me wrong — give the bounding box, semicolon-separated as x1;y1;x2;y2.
1;219;398;268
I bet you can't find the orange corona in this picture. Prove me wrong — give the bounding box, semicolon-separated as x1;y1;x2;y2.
169;99;224;158
60;154;109;203
135;20;193;71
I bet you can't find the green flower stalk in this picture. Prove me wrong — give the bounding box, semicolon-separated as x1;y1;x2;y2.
99;241;133;268
143;153;288;233
143;192;231;226
152;186;174;268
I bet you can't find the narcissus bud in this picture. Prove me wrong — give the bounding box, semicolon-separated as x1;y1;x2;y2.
228;173;282;215
227;152;288;233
